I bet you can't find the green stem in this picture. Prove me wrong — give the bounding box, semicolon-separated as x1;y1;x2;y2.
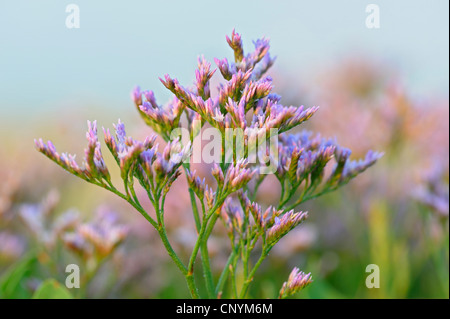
105;183;158;229
230;260;238;298
154;194;188;275
250;176;265;202
183;163;202;232
201;210;222;298
183;162;215;298
103;183;196;297
279;178;309;210
186;220;208;296
278;178;302;209
200;238;215;298
187;199;223;297
239;248;269;298
199;199;215;298
155;198;200;298
279;178;286;206
215;245;240;297
242;254;249;290
284;185;336;211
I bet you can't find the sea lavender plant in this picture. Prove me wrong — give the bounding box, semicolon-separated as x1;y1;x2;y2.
18;192;128;297
35;30;382;299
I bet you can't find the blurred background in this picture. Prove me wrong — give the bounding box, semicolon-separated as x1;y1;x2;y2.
0;0;448;298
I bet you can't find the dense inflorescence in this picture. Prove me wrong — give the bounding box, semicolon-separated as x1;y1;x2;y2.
35;30;382;299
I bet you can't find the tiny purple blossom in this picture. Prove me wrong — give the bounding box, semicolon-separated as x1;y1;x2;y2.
226;29;244;62
214;57;233;80
267;210;308;245
131;85;142;106
340;150;384;183
195;56;216;98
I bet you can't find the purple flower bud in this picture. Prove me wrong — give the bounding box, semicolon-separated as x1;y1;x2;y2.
222;197;245;234
84;121;110;181
143;90;158;109
118;142;144;179
340;150;384;183
204;186;215;210
214;57;234;80
267;210;308;245
131;86;142;106
103;126;114;147
159;74;179;92
251;37;270;64
279;267;313;298
211;163;225;188
226;29;244;63
274;216;281;225
335;146;352;165
113;119;127;148
186;170;207;200
253;53;277;80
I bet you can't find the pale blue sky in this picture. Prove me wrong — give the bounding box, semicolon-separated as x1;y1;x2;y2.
0;0;448;122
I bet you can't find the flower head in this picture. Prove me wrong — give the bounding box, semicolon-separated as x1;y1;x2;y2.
63;207;128;259
35;121;111;184
223;159;256;193
279;267;313;298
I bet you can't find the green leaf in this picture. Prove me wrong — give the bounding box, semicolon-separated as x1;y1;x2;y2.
0;252;37;299
32;279;73;299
